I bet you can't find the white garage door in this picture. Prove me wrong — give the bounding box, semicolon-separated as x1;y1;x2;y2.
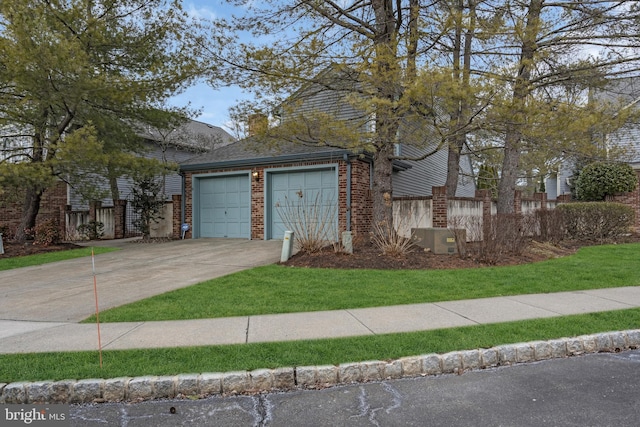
269;167;338;240
198;174;250;238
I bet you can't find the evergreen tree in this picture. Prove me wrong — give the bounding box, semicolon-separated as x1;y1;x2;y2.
0;0;207;241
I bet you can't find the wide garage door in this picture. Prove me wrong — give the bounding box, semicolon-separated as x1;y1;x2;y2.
198;174;250;238
269;167;338;240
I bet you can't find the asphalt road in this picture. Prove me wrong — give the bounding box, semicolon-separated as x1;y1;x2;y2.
70;349;640;426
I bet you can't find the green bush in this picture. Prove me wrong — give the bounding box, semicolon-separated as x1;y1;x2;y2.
556;202;634;242
574;162;637;201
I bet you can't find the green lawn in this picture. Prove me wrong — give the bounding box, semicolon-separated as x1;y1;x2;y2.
2;242;639;384
0;246;118;271
2;308;639;383
86;243;640;323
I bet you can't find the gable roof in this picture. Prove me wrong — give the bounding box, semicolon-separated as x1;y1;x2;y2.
592;78;640;106
138;119;235;152
180;138;354;171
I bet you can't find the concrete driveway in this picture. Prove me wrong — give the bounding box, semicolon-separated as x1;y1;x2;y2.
0;238;282;322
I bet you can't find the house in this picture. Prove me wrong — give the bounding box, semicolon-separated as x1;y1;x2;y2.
544;77;640;231
69;119;235;211
547;77;640;200
179;72;476;241
0;119;234;239
592;78;640;169
180;140;374;240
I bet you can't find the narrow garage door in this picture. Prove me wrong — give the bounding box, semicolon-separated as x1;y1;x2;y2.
198;174;250;238
269;168;338;240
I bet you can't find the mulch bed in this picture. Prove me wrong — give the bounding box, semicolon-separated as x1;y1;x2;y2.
1;241;83;258
281;233;640;270
280;239;577;270
3;234;639;270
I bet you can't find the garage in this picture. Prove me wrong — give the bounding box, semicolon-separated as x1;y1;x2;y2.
268;167;338;240
196;174;251;238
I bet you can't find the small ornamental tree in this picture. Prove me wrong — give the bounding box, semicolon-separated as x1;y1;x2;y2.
477;165;499;198
131;175;166;240
574;162;638;201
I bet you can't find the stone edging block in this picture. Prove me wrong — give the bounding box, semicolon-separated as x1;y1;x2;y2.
1;329;638;404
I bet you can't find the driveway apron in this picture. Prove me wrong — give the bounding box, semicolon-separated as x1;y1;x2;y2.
0;239;282;323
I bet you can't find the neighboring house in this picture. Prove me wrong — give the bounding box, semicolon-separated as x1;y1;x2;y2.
592;78;640;169
180;72;476;241
69;119;235;211
547;77;640;199
0;119;234;239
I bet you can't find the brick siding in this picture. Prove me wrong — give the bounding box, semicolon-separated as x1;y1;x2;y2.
184;158;374;241
0;181;68;239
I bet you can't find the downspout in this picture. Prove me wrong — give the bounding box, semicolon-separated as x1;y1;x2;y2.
344;154;352;232
179;171;186;232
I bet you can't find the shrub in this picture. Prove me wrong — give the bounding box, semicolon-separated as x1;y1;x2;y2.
472;214;536;265
535;209;565;243
557;202;634;242
77;220;105;240
447;215;470;258
574;162;637;201
370;221;414;257
276;192;337;253
33;219;62;246
0;225;12;240
131;175;165;239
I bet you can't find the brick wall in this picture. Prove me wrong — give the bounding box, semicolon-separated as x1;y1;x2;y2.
114;200;127;239
431;186;448;228
606;170;640;231
349;160;373;236
183;158;374;240
0;181;68;239
251;167;265;239
172;194;182;239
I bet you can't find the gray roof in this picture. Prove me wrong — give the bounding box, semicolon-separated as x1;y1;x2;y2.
179;137;416;172
592;78;640;106
180;138;354;171
138;119;235;151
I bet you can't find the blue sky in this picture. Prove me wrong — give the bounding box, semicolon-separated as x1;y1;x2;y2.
171;1;629;134
168;1;250;133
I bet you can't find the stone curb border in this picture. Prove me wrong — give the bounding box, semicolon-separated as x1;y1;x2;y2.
2;330;638;404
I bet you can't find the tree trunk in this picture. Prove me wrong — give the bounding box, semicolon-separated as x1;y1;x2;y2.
445;0;475;197
497;127;522;214
497;0;542;214
109;175;120;205
14;186;43;242
371;142;395;230
445;135;463;196
369;0;400;231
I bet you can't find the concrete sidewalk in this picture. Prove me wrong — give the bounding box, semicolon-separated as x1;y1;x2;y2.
2;286;640;354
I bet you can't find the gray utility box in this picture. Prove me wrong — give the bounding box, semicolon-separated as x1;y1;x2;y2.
412;228;464;255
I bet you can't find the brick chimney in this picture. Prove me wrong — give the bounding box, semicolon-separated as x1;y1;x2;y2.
247;114;268;136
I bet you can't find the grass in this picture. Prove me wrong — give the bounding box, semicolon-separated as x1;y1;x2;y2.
0;246;118;271
2;242;639;384
85;243;640;323
2;308;639;383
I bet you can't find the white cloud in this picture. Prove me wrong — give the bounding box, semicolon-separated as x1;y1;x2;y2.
183;1;219;21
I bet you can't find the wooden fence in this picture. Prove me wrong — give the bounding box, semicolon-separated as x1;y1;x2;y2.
393;187;560;241
65;201;174;240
